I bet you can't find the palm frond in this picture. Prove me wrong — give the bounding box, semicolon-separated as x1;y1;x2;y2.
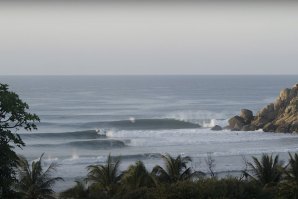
245;154;283;187
15;154;63;198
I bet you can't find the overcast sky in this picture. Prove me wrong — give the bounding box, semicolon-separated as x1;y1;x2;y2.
0;1;298;75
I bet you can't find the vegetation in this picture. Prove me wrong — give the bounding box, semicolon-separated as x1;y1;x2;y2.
0;83;39;198
152;153;202;183
121;160;156;190
278;153;298;199
59;153;298;199
85;154;122;197
0;83;61;199
243;154;283;187
15;154;63;199
59;181;90;199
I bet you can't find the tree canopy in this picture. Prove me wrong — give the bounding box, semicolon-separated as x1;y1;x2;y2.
0;83;39;198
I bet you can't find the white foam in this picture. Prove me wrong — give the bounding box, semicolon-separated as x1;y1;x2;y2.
202;119;228;128
202;119;216;128
62;156;106;165
129;117;136;123
165;110;231;124
106;130;115;137
71;150;79;160
106;128;298;147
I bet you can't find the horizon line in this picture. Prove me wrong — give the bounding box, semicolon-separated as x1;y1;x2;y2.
1;74;298;76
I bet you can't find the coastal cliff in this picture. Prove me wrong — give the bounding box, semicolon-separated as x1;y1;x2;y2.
228;83;298;133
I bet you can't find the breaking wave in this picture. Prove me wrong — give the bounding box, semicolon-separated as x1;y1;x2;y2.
20;130;105;140
35;118;201;131
29;139;126;149
81;118;201;130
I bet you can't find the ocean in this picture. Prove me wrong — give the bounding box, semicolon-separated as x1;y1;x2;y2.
1;75;298;191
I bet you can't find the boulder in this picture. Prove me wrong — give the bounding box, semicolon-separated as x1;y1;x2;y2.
275;124;291;133
228;83;298;133
279;88;291;101
290;121;298;133
257;103;276;121
211;125;223;131
228;116;245;129
241;124;257;131
262;122;276;132
240;109;254;123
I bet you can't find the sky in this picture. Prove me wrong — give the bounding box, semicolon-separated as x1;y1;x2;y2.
0;1;298;75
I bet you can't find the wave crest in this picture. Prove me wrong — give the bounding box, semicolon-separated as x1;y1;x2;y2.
29;139;126;149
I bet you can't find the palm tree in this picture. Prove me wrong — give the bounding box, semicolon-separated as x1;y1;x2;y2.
86;154;122;195
15;154;63;199
152;153;202;183
285;153;298;184
243;154;283;187
279;153;298;199
121;160;156;190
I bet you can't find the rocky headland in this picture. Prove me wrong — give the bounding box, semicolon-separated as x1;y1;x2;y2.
227;83;298;133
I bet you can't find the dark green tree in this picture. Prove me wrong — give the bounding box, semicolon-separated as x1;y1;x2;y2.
0;83;39;198
151;154;203;183
279;153;298;199
15;154;63;199
59;181;90;199
60;180;110;199
285;153;298;184
243;154;283;187
121;160;156;190
86;154;122;197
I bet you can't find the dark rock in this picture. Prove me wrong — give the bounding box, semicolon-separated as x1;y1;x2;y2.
275;124;291;133
211;125;222;131
231;127;240;131
279;88;291;101
240;109;254;123
290;121;298;133
256;103;276;122
241;124;257;131
262;123;276;132
228;116;245;130
228;83;298;133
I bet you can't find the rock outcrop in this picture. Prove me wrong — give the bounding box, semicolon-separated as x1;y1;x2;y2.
228;84;298;133
211;125;223;131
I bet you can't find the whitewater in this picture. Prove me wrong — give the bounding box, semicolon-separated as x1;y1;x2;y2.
1;75;298;191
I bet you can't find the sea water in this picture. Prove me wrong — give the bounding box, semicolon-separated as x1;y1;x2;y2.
1;75;298;191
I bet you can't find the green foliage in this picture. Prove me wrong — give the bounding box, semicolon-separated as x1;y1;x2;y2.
114;187;156;199
59;180;109;199
285;153;298;184
0;83;39;198
243;154;284;187
60;180;88;199
0;84;39;146
62;153;298;199
278;153;298;199
86;154;122;196
121;160;156;191
0;142;20;198
113;179;270;199
15;154;63;199
152;154;203;183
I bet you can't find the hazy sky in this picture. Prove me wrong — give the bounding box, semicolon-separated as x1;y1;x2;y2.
0;1;298;75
